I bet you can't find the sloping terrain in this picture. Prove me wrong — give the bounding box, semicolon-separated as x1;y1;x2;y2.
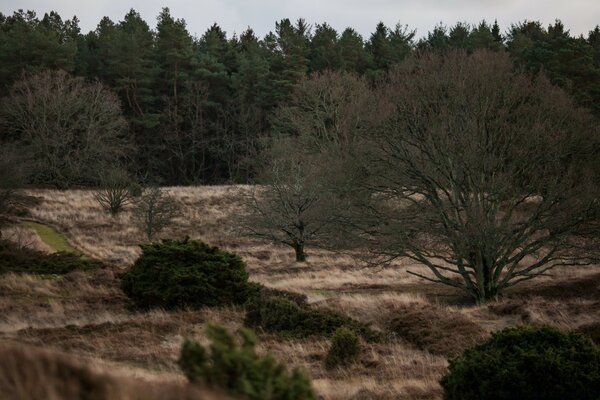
0;187;598;399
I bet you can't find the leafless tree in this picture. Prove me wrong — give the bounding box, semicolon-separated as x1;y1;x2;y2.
242;139;328;262
1;70;130;187
242;72;385;262
132;187;179;241
93;168;133;216
336;50;600;303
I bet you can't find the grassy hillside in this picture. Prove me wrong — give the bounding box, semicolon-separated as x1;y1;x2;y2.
0;187;598;399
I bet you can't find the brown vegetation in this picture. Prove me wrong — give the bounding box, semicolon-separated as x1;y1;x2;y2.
0;186;598;399
388;303;487;357
0;342;235;400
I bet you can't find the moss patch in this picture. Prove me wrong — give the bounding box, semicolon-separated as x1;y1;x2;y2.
22;221;78;254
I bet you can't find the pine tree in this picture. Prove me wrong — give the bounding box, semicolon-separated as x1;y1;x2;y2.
310;23;341;72
366;22;392;71
338;28;371;74
0;10;77;90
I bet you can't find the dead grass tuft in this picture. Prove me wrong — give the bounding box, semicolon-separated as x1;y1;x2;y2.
387;302;488;357
0;342;234;400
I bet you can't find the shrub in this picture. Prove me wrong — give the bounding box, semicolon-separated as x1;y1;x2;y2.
325;327;361;369
441;325;600;400
179;324;315;400
93;168;133;216
0;240;100;275
578;323;600;345
245;294;379;341
121;238;252;309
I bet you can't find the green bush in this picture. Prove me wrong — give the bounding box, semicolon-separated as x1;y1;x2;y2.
245;294;379;341
179;324;315;400
121;238;252;309
0;240;100;275
578;323;600;346
325;327;361;369
441;325;600;400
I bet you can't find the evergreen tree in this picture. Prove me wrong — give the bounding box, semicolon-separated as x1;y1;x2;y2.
448;22;471;49
421;23;449;50
388;23;415;63
338;28;371;73
310;23;341;72
587;26;600;68
0;10;77;90
155;7;195;104
366;22;392;71
469;21;504;51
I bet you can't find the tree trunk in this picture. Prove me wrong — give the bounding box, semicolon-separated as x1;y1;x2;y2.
294;241;306;262
470;251;498;304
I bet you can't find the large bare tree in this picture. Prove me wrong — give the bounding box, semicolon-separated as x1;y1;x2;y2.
337;50;600;302
1;70;129;187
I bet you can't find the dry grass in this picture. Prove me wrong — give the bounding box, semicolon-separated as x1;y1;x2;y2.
0;186;598;399
0;342;236;400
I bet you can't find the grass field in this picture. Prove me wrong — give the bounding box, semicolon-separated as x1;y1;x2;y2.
1;186;599;399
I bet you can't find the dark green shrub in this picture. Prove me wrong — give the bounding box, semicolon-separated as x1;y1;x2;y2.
121;238;252;309
179;324;315;400
441;325;600;400
0;240;100;275
245;294;379;341
325;327;361;369
577;323;600;345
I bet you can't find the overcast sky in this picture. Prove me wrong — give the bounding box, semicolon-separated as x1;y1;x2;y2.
3;0;600;39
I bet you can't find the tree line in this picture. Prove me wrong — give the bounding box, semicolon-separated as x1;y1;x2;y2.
0;8;599;186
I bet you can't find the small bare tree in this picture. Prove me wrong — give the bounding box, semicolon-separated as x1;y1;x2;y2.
93;168;133;216
132;187;179;241
242;71;387;262
242;138;330;262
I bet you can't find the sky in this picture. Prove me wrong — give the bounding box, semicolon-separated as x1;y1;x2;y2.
2;0;600;39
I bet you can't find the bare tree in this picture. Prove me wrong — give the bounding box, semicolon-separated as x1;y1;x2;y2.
242;72;385;262
132;187;179;241
272;70;389;156
1;70;130;187
335;50;600;303
93;168;133;216
242;139;328;262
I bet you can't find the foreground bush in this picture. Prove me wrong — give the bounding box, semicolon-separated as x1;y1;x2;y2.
441;325;600;400
324;327;361;369
577;323;600;346
245;293;379;341
179;325;315;400
0;240;99;275
121;238;252;309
